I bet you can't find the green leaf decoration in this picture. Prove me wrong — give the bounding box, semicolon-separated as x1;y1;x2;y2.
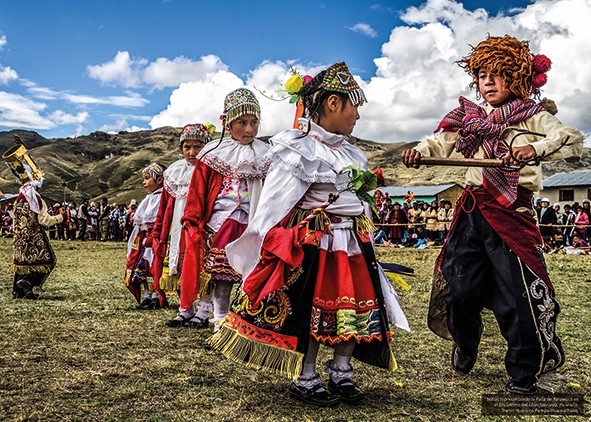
341;164;379;216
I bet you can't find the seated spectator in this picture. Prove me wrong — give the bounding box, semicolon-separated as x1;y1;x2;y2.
572;233;588;248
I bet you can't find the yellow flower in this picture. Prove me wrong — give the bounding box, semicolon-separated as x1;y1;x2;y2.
285;74;303;94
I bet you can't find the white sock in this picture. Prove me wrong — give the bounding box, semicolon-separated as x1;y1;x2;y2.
212;280;233;323
194;296;212;321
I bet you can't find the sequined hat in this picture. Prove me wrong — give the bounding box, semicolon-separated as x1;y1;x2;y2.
322;62;366;106
143;162;166;180
179;123;215;145
223;88;261;126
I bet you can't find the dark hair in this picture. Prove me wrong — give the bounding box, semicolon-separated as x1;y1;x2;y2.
296;70;350;137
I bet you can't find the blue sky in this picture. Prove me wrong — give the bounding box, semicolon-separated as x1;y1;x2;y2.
1;0;589;143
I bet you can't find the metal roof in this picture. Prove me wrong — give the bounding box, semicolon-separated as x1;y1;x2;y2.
378;183;459;197
543;172;591;188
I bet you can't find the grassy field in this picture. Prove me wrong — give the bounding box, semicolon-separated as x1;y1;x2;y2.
0;238;589;421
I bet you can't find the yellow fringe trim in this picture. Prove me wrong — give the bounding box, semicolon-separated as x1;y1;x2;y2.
208;324;304;380
14;265;52;275
198;271;212;298
355;214;377;234
159;272;180;293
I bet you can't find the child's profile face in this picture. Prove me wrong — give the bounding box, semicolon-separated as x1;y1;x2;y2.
477;68;515;107
230;115;259;145
142;172;161;193
182;139;205;165
321;96;359;136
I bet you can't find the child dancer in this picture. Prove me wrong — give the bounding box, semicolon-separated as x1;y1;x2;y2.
146;124;212;319
402;35;584;394
124;162;166;309
175;88;270;331
210;63;409;406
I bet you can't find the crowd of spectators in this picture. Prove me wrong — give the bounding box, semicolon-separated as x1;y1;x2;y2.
2;191;591;254
372;190;454;249
1;197;139;242
535;197;591;253
371;190;591;253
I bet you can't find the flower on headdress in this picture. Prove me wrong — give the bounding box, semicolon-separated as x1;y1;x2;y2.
285;74;304;96
254;66;312;104
531;54;551;94
532;72;548;89
284;67;312;103
532;54;552;73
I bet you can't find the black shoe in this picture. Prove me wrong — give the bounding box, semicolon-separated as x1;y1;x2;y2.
150;298;162;309
183;316;209;328
137;298;153;310
451;344;477;374
328;378;365;404
506;378;538;395
165;314;193;327
289;382;340;407
15;280;38;300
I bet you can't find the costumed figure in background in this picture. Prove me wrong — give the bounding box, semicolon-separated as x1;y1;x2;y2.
2;141;63;299
402;35;584;394
177;90;270;330
209;63;409;406
146;124;212;312
124;162;166;309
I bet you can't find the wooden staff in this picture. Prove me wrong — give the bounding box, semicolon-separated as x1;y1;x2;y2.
418;157;504;167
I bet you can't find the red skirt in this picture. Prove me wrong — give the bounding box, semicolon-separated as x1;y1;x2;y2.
205;218;247;284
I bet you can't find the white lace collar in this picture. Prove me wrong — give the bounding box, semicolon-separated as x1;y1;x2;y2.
296;118;348;147
163;159;194;199
198;137;270;179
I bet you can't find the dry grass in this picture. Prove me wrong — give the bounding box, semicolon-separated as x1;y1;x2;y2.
0;238;589;421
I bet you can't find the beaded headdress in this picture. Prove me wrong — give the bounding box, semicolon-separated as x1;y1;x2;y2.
142;162;166;180
179;122;215;145
321;62;366;106
458;35;551;100
222;88;261;126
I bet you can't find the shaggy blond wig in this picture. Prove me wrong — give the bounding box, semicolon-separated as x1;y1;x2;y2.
458;35;533;100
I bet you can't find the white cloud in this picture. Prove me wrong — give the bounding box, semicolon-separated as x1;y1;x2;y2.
87;51;146;88
347;23;379;38
63;92;149;107
0;66;18;84
22;80;149;108
0;91;88;130
143;54;228;89
354;0;591;142
149;60;327;136
89;52;228;90
150;0;590;144
48;110;89;125
150;70;244;129
0;34;7;50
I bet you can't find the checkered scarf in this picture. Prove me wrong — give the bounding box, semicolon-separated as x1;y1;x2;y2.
435;97;543;207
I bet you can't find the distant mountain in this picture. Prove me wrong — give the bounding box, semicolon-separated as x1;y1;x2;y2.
1;128;589;205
